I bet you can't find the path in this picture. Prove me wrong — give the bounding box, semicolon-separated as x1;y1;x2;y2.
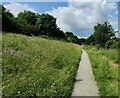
72;50;99;96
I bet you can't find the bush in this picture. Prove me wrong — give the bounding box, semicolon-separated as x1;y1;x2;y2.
105;39;119;49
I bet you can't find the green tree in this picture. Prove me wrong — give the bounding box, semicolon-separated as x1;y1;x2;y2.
79;38;86;45
65;32;74;42
65;32;80;44
2;5;14;17
91;22;116;47
2;6;18;32
86;34;96;45
36;14;57;35
18;11;38;25
36;13;66;39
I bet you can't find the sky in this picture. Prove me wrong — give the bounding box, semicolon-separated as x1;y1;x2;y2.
2;0;119;38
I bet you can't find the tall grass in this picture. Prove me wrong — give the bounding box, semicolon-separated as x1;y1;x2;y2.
83;45;118;96
100;49;118;64
2;33;81;97
0;33;2;97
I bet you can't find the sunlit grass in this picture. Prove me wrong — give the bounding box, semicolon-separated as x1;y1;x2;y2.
2;33;81;97
83;45;118;96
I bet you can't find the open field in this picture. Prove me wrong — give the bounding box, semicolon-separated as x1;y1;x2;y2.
2;33;81;97
83;45;118;96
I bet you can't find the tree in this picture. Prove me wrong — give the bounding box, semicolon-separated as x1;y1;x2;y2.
65;32;74;42
86;34;96;45
65;32;81;44
52;27;66;39
91;22;116;47
36;14;57;35
18;11;38;25
79;38;86;45
14;17;30;35
105;38;120;49
2;6;17;32
2;6;76;42
36;13;66;39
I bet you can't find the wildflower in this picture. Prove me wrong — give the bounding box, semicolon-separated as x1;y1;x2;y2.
18;91;20;94
51;85;53;88
53;83;55;85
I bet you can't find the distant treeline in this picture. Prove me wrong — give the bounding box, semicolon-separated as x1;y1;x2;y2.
1;5;120;48
1;5;81;45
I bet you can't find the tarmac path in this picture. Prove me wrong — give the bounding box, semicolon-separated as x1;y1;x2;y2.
72;50;99;96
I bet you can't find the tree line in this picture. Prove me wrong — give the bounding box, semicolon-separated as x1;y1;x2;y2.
1;5;120;48
1;5;81;45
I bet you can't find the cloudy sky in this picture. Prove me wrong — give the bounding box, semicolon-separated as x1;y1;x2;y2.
2;0;118;38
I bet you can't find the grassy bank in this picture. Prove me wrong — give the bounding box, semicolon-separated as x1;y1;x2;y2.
2;33;81;97
83;45;118;96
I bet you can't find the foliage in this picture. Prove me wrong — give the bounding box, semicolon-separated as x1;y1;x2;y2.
36;14;56;35
2;5;81;43
79;38;86;45
65;32;81;45
2;6;18;33
86;22;116;47
83;45;118;96
86;34;95;45
93;22;116;47
18;11;38;25
2;33;81;97
118;40;120;64
105;38;120;49
36;14;66;38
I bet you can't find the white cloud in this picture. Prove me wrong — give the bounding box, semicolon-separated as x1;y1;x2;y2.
4;2;37;17
47;1;117;37
108;16;118;30
115;10;118;15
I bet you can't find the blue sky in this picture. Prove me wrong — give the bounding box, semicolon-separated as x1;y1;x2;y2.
20;2;68;14
2;1;118;38
2;2;68;14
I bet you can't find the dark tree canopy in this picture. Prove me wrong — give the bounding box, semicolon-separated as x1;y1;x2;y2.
2;5;18;32
36;13;66;38
2;5;85;45
2;6;72;42
18;11;38;25
94;22;115;44
86;22;116;47
65;32;81;44
36;14;57;35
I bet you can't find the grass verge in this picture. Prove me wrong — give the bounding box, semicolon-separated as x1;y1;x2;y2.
83;45;118;96
2;33;81;97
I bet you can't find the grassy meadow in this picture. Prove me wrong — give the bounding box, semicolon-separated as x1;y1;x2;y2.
83;45;118;96
2;33;81;97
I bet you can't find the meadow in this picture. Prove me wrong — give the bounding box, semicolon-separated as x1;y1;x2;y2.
83;45;118;96
2;33;81;97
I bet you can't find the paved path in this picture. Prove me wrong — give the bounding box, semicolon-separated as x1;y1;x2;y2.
72;50;99;96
